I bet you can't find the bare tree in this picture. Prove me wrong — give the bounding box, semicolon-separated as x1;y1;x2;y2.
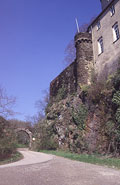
25;113;45;126
25;90;50;126
0;86;16;118
9;119;32;129
64;40;76;66
35;89;50;115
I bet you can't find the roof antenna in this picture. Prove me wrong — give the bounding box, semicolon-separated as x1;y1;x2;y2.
75;18;80;33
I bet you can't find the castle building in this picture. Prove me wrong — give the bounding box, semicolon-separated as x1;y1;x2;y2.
48;0;120;153
88;0;120;78
50;0;120;100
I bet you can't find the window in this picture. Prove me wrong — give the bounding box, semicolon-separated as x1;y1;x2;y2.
97;21;101;30
110;5;115;16
98;37;104;55
112;22;120;42
88;26;92;33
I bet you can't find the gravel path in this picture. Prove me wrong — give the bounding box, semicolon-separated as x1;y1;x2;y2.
0;149;120;185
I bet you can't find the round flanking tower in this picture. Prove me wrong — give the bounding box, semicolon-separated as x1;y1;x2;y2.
74;32;93;86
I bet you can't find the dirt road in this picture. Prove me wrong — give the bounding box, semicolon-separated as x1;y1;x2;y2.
0;149;120;185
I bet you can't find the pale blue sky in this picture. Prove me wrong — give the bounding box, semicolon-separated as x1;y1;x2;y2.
0;0;101;120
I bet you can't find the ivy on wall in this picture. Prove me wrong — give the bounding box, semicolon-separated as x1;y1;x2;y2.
71;104;88;130
56;85;67;101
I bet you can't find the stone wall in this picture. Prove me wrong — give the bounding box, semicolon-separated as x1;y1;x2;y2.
46;88;110;153
50;61;77;102
50;32;93;101
75;33;93;85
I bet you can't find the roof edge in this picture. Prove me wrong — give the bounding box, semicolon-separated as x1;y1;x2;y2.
87;0;116;31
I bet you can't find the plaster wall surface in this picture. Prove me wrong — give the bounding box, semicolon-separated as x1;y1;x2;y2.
92;0;120;78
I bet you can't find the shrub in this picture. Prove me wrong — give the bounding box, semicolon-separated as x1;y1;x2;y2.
112;91;120;124
37;136;58;151
0;117;17;160
113;70;120;90
56;85;67;101
32;120;58;151
72;104;88;130
0;137;17;160
112;91;120;106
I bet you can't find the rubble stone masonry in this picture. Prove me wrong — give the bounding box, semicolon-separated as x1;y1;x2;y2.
50;32;93;101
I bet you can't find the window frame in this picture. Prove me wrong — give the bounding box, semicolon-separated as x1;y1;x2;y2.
98;36;104;55
112;22;120;43
97;20;101;31
110;5;115;16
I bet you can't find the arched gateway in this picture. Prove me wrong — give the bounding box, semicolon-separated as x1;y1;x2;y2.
15;128;33;148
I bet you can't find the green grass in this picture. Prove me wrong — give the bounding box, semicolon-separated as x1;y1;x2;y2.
16;143;29;148
39;150;120;169
0;151;23;165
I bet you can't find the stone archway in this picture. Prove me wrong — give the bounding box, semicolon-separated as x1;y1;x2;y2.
15;128;33;148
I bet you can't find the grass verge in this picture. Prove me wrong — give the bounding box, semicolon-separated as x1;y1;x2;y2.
0;151;23;165
16;143;29;148
40;150;120;169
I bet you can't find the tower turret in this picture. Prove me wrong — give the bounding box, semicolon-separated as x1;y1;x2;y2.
74;32;93;85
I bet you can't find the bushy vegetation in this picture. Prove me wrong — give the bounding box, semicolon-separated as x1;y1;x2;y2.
0;117;17;160
82;66;120;156
56;85;67;101
0;152;23;165
72;104;88;130
32;120;58;151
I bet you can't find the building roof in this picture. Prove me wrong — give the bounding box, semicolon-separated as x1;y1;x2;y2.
87;0;116;31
